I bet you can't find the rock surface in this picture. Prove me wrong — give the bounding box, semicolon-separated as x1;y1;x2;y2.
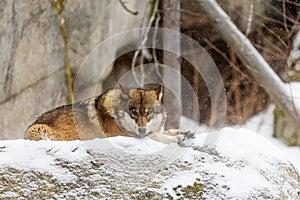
0;0;148;139
0;128;299;199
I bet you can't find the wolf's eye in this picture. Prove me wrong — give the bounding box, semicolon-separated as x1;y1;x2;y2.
146;110;151;115
130;109;137;117
146;110;154;119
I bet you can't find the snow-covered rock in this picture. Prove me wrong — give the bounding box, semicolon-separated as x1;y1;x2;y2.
0;128;299;199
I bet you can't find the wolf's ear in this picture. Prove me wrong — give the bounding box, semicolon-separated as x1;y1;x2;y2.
119;85;130;100
152;84;163;102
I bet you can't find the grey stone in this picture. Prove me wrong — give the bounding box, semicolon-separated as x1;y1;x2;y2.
0;0;148;139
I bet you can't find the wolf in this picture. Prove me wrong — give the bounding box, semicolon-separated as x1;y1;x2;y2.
25;85;193;144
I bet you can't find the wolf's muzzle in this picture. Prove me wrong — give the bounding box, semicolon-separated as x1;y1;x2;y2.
138;127;147;136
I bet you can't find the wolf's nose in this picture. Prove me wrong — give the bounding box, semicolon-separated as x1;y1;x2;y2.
138;128;146;135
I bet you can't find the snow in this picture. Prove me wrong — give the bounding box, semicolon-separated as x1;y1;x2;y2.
0;123;298;198
0;139;89;181
242;104;300;171
217;127;286;162
207;128;285;198
284;82;300;111
160;127;298;199
288;31;300;70
1;94;300;198
206;162;270;198
104;136;166;154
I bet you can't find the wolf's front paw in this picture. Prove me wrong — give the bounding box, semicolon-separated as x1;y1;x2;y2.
148;129;195;144
178;129;195;139
174;130;195;146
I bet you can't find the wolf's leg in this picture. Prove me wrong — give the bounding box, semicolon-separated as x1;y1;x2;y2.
148;129;195;144
147;132;179;144
163;129;195;140
25;124;57;141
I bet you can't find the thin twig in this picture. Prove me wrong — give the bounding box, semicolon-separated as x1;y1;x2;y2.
289;13;300;38
230;48;242;124
257;13;294;29
131;50;143;86
268;3;299;25
158;8;201;17
282;0;300;7
197;0;300;129
131;0;159;86
245;0;255;36
152;10;162;80
282;0;289;33
118;0;138;15
204;39;248;78
259;23;289;49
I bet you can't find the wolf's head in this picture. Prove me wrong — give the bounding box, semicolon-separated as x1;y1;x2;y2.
113;85;167;137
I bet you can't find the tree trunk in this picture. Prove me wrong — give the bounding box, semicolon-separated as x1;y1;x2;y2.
162;0;181;129
274;31;300;145
196;0;300;142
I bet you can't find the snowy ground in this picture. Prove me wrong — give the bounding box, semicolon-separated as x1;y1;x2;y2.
0;102;300;198
179;102;300;171
241;104;300;171
239;82;300;172
0;126;299;199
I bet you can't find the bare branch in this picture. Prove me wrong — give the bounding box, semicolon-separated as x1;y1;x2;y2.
131;0;159;86
118;0;138;15
245;0;255;36
204;39;248;78
282;0;289;33
196;0;300;132
152;11;163;79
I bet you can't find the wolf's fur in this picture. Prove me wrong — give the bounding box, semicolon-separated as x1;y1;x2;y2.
25;85;191;143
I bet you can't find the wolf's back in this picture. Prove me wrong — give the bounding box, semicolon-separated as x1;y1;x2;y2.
25;99;102;140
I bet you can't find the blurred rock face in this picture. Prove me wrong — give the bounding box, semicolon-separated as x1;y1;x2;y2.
0;0;147;139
